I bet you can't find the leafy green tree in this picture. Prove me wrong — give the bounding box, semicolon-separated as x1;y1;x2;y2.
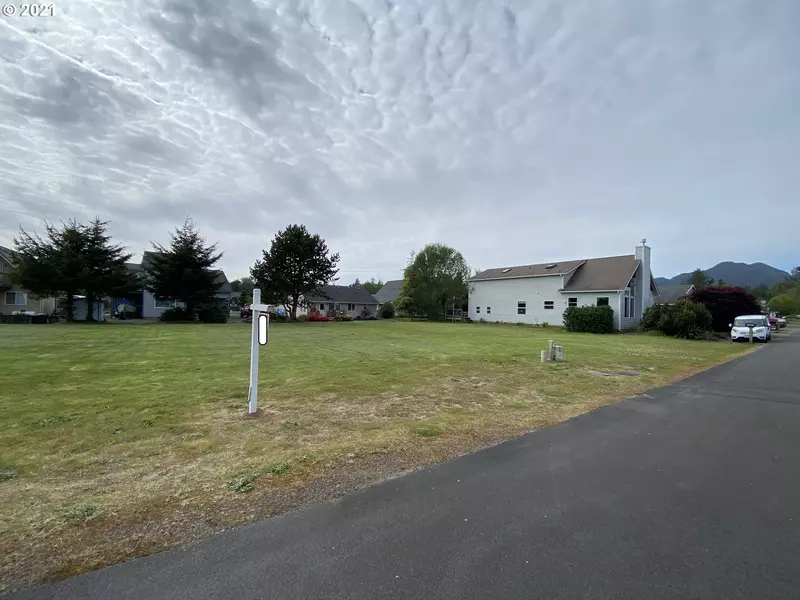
684;268;713;289
250;224;340;320
363;277;383;294
13;220;88;321
769;292;800;316
80;218;138;322
231;276;254;305
145;219;223;318
399;243;470;320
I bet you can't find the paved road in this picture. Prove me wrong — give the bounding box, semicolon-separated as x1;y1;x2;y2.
11;331;800;600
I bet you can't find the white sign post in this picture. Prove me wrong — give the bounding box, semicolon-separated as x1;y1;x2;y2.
248;288;270;414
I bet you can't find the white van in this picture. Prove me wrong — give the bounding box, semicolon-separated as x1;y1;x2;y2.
730;315;771;342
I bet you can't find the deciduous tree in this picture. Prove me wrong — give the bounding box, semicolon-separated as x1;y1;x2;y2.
399;243;470;320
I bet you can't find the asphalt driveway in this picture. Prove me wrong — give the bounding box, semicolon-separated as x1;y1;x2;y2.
9;330;800;600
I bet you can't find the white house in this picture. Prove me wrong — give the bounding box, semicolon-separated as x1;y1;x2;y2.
468;239;659;331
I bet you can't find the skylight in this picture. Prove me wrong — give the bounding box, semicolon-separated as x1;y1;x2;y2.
501;268;512;273
545;264;557;269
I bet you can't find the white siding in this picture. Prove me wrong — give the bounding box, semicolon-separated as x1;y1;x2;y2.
469;278;625;329
563;291;624;331
469;276;566;325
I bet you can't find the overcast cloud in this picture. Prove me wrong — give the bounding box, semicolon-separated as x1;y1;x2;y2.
1;0;798;282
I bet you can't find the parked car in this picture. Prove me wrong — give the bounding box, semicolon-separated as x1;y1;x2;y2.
730;315;771;342
770;312;787;329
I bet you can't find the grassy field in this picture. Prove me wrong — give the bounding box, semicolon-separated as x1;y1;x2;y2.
0;321;751;590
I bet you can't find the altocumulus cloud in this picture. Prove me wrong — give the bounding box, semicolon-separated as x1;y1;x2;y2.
1;0;798;280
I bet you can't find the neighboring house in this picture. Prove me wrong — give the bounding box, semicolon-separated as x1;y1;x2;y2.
468;239;659;331
300;285;380;319
114;251;236;318
654;284;695;305
0;245;57;315
374;279;403;307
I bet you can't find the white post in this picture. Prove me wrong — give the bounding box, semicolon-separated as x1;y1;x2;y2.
249;288;261;414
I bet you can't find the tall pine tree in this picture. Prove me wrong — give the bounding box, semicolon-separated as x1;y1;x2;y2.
145;219;223;318
13;220;87;321
81;218;138;322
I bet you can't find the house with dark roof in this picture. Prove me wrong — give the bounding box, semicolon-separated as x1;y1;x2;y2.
300;284;380;319
373;279;403;306
468;239;659;331
113;251;236;318
0;245;58;315
654;284;694;305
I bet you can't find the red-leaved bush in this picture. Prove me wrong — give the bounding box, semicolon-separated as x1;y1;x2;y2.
688;286;761;332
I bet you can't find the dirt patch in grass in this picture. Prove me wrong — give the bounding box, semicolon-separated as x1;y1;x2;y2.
0;322;750;592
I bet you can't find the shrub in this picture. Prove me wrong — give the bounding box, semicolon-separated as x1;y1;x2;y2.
645;299;713;339
640;303;667;331
296;314;308;322
158;307;191;322
198;306;228;323
669;300;713;339
563;305;614;333
269;310;288;322
688;286;761;332
380;301;395;319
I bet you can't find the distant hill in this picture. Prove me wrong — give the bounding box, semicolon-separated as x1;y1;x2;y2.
655;262;789;288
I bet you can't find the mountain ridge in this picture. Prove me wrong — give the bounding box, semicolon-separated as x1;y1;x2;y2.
655;261;789;288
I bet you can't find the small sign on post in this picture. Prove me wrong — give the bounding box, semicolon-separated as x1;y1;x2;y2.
248;288;270;415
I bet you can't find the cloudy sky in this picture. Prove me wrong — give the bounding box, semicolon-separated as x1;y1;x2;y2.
1;0;798;283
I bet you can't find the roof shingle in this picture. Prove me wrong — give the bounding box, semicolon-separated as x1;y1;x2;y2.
304;285;379;304
374;279;403;304
471;259;586;281
561;255;639;292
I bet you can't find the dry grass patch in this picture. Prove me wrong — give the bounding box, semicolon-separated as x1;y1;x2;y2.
0;321;750;591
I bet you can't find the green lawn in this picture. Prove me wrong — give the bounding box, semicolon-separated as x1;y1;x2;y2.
0;321;750;589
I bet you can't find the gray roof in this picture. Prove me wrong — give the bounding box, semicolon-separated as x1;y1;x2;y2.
0;245;15;265
654;284;694;304
472;259;586;281
374;279;403;304
473;253;658;293
304;284;379;304
130;252;232;294
561;255;640;292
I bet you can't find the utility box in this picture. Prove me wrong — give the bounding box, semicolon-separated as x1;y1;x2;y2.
554;345;564;361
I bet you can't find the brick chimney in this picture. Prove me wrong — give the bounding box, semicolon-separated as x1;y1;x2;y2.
635;238;652;309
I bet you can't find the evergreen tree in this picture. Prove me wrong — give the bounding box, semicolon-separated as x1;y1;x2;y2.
81;218;138;322
251;224;339;320
145;219;223;318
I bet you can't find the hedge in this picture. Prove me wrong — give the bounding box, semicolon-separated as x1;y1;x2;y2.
563;305;615;333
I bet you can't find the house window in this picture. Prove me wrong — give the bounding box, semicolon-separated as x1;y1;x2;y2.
544;301;554;310
347;303;355;311
154;297;175;308
568;297;578;307
5;291;27;305
624;285;636;319
476;306;480;314
597;297;610;306
486;306;491;314
517;301;526;315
